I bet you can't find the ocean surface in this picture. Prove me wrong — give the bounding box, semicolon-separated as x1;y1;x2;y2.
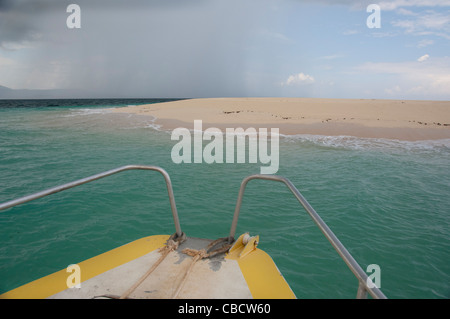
0;99;449;299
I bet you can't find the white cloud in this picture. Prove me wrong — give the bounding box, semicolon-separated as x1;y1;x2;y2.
396;8;418;16
0;54;72;90
0;55;16;67
392;10;450;39
379;0;450;11
343;29;360;35
289;0;450;10
417;54;430;62
418;12;450;29
0;54;25;88
260;30;294;44
357;57;450;98
384;85;402;95
0;40;37;51
283;73;315;86
417;39;434;47
317;54;342;60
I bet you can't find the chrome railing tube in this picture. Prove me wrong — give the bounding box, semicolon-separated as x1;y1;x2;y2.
0;165;182;238
228;174;387;299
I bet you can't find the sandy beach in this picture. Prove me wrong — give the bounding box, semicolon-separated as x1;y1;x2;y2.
111;98;450;141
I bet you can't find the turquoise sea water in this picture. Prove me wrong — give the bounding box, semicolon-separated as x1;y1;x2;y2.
0;99;449;299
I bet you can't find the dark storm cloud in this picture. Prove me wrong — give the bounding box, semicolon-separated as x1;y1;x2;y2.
0;0;12;10
0;0;370;46
0;0;57;49
1;0;267;97
0;0;207;46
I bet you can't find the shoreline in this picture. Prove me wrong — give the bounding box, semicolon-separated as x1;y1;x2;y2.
110;97;450;141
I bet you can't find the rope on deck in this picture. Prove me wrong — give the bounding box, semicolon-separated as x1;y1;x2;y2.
171;237;232;299
119;232;186;299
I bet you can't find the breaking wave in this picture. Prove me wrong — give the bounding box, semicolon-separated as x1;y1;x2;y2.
280;134;450;154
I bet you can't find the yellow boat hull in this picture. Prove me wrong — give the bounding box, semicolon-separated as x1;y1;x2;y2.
0;235;295;299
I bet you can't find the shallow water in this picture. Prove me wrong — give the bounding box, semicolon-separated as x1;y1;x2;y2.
0;99;449;298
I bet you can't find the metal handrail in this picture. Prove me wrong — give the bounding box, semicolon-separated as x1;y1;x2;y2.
0;166;385;298
0;165;182;238
228;174;387;299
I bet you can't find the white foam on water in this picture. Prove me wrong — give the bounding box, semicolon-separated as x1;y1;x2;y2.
144;116;163;131
64;108;114;117
63;107;167;132
280;133;450;153
60;108;450;154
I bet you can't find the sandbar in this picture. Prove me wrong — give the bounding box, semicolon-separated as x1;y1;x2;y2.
110;98;450;141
